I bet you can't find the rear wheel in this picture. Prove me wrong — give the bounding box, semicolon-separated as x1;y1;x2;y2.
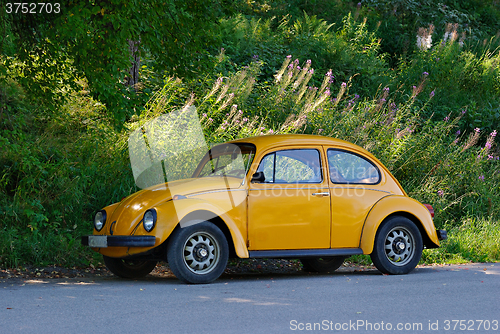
167;222;229;284
300;256;346;273
103;256;157;279
370;216;423;275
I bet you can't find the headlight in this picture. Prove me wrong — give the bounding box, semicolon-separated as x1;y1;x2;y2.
143;209;157;232
94;210;107;231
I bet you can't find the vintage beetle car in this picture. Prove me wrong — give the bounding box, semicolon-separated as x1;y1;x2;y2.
82;134;447;284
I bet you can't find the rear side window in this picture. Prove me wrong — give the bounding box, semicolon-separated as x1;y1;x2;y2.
256;149;322;183
327;149;380;184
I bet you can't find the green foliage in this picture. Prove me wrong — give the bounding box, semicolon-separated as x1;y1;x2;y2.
216;12;389;96
395;37;500;132
2;3;500;268
4;0;499;126
1;53;499;267
0;90;136;267
4;0;229;123
422;217;500;263
341;0;500;63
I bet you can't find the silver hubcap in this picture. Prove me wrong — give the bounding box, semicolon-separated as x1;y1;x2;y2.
183;232;220;274
384;227;415;266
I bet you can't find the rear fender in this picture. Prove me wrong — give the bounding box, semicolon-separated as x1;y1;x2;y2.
360;196;440;254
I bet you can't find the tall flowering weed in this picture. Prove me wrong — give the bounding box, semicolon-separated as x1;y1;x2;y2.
142;56;499;226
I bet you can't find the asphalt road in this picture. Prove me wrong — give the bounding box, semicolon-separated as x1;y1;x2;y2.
1;263;499;334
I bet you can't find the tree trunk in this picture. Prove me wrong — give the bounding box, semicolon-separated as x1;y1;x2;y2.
125;39;140;89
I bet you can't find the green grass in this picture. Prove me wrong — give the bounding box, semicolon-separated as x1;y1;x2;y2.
422;217;500;264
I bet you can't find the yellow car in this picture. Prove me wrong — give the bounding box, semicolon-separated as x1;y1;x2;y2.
82;134;446;284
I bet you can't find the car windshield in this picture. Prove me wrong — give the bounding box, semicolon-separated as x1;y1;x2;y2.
193;143;256;178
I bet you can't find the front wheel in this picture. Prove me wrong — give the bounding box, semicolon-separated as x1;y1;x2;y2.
103;256;158;279
300;256;346;273
370;216;423;275
167;222;229;284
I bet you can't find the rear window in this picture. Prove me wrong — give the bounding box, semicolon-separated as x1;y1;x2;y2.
327;149;380;184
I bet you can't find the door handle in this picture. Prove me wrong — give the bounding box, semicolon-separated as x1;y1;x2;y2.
312;192;330;197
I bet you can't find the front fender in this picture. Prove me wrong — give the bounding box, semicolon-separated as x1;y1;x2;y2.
359;195;440;254
153;198;249;258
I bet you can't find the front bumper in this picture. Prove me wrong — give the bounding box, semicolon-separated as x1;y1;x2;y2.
436;229;447;241
81;235;156;248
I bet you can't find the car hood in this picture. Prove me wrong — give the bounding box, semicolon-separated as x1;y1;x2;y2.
108;177;244;229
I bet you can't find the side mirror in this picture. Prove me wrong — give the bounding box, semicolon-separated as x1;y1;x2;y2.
251;172;266;183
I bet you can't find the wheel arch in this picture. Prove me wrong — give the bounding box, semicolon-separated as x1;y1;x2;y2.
175;209;248;259
177;210;237;258
360;196;440;254
376;211;437;250
387;211;437;250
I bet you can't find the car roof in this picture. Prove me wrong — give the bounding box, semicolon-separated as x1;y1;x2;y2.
229;134;376;158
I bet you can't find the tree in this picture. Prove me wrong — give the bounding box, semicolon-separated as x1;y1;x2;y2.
4;0;231;123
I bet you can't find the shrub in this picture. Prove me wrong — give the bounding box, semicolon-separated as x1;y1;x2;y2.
214;12;389;96
396;32;500;132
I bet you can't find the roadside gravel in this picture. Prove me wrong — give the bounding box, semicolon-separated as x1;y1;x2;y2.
0;259;375;280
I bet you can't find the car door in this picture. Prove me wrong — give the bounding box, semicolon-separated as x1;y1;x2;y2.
326;147;390;248
247;146;331;250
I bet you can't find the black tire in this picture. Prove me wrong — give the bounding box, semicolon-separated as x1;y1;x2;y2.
370;216;423;275
103;256;157;279
300;256;346;273
167;221;229;284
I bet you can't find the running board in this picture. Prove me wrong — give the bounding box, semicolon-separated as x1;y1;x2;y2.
248;248;363;259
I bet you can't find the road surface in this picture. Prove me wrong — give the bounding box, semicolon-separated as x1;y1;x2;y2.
1;263;499;333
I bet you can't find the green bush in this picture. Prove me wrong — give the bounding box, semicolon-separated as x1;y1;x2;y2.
214;12;389;96
0;90;135;267
395;36;500;132
1;7;499;267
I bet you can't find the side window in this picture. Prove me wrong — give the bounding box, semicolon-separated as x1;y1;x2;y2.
327;149;380;184
257;154;275;182
256;149;322;183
